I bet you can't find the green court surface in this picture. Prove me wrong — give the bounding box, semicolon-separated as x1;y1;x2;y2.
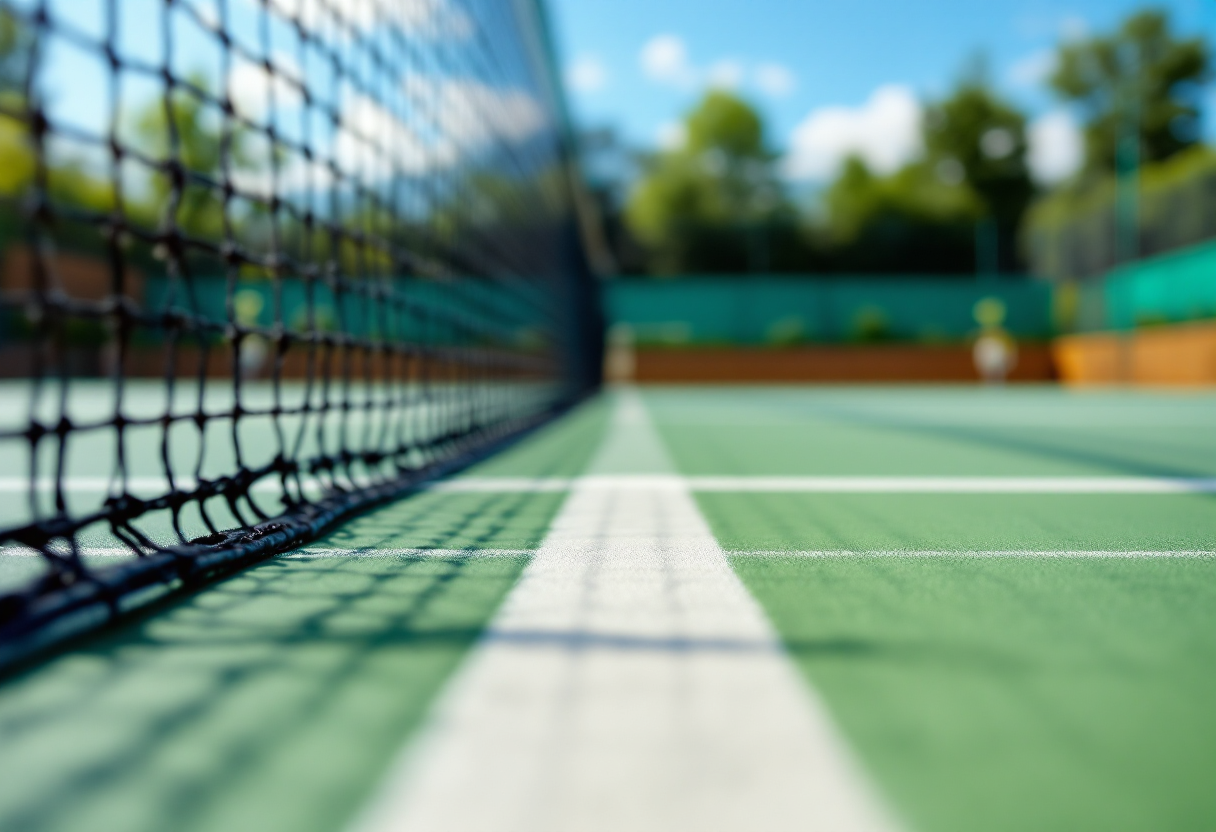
0;399;607;832
2;386;1215;832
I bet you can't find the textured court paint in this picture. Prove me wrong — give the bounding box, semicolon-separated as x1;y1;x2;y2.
0;393;611;558
645;387;1216;478
7;386;1216;832
727;555;1216;832
0;557;529;832
429;475;1216;493
0;491;567;597
636;388;1216;832
731;550;1216;558
285;549;534;559
352;390;900;832
291;492;567;555
0;403;613;832
453;396;612;479
0;397;609;596
695;492;1216;554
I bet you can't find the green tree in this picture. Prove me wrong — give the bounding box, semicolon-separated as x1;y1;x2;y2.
923;66;1034;242
816;66;1031;275
1050;8;1209;172
818;155;981;273
0;6;31;92
625;90;796;274
0;8;113;250
133;74;255;242
0;7;33;198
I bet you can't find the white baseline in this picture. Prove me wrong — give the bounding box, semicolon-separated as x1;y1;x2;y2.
430;475;1216;494
8;475;1216;495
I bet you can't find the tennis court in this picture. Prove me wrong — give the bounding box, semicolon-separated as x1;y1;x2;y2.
3;1;1216;828
2;384;1215;832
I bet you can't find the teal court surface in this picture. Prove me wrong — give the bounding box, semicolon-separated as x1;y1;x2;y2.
2;385;1216;832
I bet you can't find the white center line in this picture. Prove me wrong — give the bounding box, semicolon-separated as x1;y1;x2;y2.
348;391;901;832
429;475;1216;494
7;547;1208;560
9;475;1216;495
729;550;1216;559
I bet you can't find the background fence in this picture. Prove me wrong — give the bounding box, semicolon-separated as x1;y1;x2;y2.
605;277;1054;345
1058;237;1216;334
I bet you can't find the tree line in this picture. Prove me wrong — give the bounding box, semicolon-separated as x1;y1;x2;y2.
594;8;1209;279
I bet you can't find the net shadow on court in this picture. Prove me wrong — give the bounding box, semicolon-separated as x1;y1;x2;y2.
0;487;564;832
0;0;603;666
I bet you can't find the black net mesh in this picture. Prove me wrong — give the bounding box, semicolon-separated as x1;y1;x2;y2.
0;0;601;662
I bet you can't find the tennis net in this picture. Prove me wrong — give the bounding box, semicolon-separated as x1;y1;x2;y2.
0;0;602;666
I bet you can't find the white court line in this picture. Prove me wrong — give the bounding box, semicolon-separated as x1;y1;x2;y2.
0;547;135;558
5;547;1210;560
0;547;532;560
430;475;1216;494
9;475;1216;494
687;475;1216;493
729;550;1216;559
283;548;532;559
0;476;362;493
426;477;573;492
348;391;902;832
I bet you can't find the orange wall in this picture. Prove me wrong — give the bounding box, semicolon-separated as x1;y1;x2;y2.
1054;321;1216;385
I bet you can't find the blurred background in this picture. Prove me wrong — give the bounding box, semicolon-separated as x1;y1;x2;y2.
2;0;1215;386
554;0;1216;384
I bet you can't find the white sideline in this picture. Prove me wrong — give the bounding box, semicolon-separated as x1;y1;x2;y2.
729;550;1216;559
9;475;1216;494
347;391;902;832
4;547;1211;560
284;548;533;559
0;476;356;493
0;548;537;559
431;475;1216;494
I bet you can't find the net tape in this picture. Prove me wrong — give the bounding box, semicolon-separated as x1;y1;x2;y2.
0;0;599;664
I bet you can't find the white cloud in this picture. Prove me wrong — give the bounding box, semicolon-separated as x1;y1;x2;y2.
335;93;441;181
656;121;687;150
566;55;608;94
1015;11;1089;42
1008;49;1056;89
228;52;304;120
784;85;923;181
261;0;473;39
754;63;795;98
640;36;798;101
235;92;435;199
403;76;547;155
194;2;220;30
1059;14;1089;41
1027;109;1083;184
706;59;745;90
640;35;696;88
237;77;548;197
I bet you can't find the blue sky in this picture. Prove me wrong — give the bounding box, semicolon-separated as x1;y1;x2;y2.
27;0;565;201
549;0;1216;183
23;0;1216;192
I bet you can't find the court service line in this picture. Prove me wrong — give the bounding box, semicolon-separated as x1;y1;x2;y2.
0;547;533;559
9;475;1216;495
729;550;1216;559
5;547;1210;560
430;474;1216;494
284;548;533;559
348;390;902;832
0;476;362;493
